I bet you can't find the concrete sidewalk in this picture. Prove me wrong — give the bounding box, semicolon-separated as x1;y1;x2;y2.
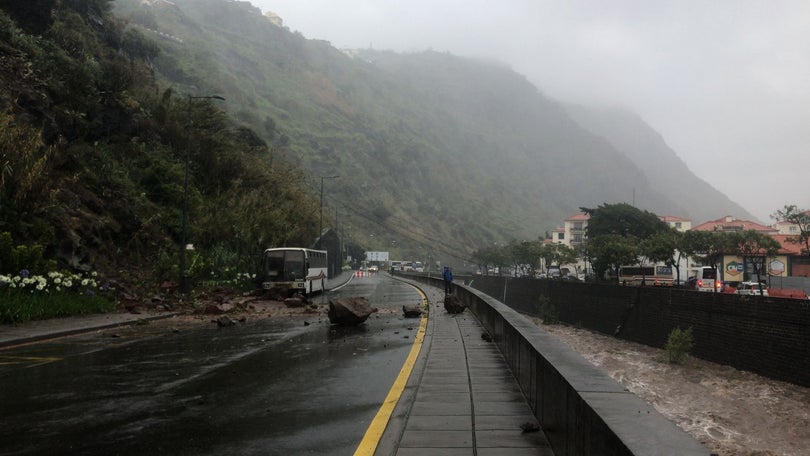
378;282;553;455
0;311;179;348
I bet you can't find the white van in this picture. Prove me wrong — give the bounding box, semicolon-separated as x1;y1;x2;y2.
693;266;721;292
735;281;769;296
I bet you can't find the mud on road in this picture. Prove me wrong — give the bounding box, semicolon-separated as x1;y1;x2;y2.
540;323;810;456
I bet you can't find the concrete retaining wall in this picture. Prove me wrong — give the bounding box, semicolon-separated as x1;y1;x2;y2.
407;274;709;456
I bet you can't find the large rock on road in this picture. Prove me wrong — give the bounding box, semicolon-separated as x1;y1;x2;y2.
328;297;377;326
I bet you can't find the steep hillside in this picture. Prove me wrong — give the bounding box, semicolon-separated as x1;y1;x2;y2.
564;105;756;223
112;0;748;259
0;0;320;284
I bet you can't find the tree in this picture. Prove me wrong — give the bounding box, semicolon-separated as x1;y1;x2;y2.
471;245;508;275
580;203;669;282
641;229;684;283
582;203;670;240
771;205;810;255
583;234;640;283
507;240;544;277
681;230;731;270
537;243;577;273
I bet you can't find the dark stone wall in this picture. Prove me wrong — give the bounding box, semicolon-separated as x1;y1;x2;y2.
470;276;810;388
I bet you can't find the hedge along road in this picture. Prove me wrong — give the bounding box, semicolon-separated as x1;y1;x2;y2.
0;273;428;455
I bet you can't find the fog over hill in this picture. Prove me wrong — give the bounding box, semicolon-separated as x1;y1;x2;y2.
114;0;755;256
563;105;755;223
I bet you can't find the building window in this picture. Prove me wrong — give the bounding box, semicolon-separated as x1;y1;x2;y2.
675;222;682;229
557;232;564;240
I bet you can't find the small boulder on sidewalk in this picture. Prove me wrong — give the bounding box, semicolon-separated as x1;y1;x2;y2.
444;294;467;314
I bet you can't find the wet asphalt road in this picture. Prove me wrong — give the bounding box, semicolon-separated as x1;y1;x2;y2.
0;274;423;455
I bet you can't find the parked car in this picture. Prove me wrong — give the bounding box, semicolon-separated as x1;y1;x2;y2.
735;281;769;296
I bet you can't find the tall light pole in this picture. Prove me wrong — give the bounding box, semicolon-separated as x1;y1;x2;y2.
318;175;339;249
180;94;225;294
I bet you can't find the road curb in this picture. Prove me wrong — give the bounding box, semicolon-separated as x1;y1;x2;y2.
0;312;183;349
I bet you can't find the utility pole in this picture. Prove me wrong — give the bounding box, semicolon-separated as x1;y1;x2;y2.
318;175;339;249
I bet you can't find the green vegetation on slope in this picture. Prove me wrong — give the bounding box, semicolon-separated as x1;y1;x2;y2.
0;0;320;291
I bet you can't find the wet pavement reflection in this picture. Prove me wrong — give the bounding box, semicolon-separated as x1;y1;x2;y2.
0;274;422;455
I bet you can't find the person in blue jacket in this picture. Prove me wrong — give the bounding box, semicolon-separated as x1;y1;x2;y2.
442;266;453;295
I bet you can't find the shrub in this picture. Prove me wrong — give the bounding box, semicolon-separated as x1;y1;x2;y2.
665;327;694;364
0;271;114;324
537;295;559;325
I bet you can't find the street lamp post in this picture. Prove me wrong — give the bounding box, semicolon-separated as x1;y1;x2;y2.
317;175;339;249
180;94;225;294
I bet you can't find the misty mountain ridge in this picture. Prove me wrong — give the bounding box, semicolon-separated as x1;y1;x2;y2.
563;104;755;223
114;0;754;255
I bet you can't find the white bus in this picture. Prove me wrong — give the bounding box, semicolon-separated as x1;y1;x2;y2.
260;248;328;296
618;265;675;287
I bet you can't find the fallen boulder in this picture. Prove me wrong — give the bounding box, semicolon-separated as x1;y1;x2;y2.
215;316;235;327
284;297;305;308
444;294;467;314
402;304;423;318
328;297;377;326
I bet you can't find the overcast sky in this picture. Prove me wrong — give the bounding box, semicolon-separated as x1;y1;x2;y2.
251;0;809;223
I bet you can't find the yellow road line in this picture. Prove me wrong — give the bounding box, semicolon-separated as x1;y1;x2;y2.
353;285;429;456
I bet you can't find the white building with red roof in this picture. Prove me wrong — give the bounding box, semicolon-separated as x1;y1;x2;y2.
691;215;777;234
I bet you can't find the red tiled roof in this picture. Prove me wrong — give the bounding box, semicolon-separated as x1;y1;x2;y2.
773;234;805;255
564;213;590;221
692;216;777;234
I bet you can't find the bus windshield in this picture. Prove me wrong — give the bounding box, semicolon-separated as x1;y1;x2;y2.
264;250;305;281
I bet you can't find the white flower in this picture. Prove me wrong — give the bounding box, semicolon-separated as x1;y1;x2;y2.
81;279;89;286
54;278;62;284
